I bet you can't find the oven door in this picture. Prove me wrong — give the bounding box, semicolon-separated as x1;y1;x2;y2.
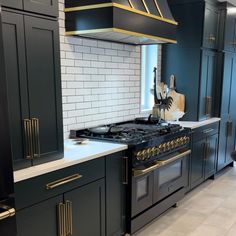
131;171;154;217
153;150;190;203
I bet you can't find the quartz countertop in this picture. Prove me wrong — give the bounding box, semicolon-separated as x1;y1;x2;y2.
14;140;128;183
170;117;221;129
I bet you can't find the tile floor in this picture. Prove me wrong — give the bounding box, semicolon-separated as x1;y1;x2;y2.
135;165;236;236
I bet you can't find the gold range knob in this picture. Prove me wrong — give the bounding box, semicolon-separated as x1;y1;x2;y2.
136;151;142;161
170;141;175;149
147;148;152;159
141;150;148;160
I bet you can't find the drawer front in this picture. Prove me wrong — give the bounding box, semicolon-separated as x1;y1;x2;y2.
192;122;219;142
15;158;105;210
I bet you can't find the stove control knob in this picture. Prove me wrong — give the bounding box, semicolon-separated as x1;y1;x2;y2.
154;147;160;155
147;148;152;158
179;137;184;145
159;144;164;152
170;141;175;149
175;138;181;147
186;136;190;143
166;142;171;151
142;150;148;160
136;151;142;160
162;143;167;152
150;147;155;156
183;136;188;144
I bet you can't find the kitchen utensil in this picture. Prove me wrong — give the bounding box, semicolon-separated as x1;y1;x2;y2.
135;114;161;124
88;125;124;135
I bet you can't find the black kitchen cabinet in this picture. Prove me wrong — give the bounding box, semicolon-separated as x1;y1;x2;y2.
15;153;126;236
216;52;236;171
162;0;219;121
218;2;236;52
16;195;62;236
199;50;217;120
65;179;105;236
2;10;63;170
190;122;219;190
1;0;58;17
203;3;219;49
106;153;126;236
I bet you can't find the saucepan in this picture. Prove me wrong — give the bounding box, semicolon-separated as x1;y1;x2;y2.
88;125;124;135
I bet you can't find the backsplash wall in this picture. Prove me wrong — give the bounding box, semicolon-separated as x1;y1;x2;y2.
58;0;161;138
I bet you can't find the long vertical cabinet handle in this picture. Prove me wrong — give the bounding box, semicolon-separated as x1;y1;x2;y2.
205;96;212;116
122;157;128;185
23;119;33;159
31;118;40;158
58;202;73;236
227;120;233;137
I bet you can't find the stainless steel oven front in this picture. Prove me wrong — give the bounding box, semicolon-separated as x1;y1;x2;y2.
131;149;191;217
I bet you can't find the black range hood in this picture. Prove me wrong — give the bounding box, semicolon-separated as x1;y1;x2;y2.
65;0;178;45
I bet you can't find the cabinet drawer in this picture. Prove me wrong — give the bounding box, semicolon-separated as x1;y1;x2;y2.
192;122;219;142
15;157;105;210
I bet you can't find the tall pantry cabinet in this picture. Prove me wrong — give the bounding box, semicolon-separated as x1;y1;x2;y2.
0;1;63;170
216;2;236;171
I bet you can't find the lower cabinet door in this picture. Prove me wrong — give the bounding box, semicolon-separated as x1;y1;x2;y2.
64;179;105;236
190;139;205;189
16;195;63;236
205;134;218;179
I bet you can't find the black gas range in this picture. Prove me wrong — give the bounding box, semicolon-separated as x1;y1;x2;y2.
70;119;191;234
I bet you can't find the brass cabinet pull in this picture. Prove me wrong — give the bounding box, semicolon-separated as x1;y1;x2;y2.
31;118;40;158
133;150;191;177
46;174;83;190
205;96;212;116
122;157;129;185
0;205;15;221
23;119;33;160
58;203;65;236
208;34;216;42
65;201;73;235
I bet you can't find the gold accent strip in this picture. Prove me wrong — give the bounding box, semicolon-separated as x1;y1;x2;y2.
46;174;83;190
133;150;191;177
66;201;73;235
65;28;177;44
142;0;150;13
154;0;164;18
0;206;15;221
64;3;178;25
24;119;33;160
31;118;40;158
58;203;64;236
128;0;134;8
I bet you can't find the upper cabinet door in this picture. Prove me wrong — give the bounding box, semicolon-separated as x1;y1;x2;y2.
24;16;63;165
23;0;58;17
199;50;217;120
203;4;219;49
228;54;236;115
1;0;23;10
1;11;31;170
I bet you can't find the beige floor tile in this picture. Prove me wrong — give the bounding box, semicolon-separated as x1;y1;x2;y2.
225;222;236;236
189;224;226;236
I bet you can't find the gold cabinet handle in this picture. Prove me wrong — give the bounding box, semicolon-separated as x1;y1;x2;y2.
123;156;129;185
58;201;73;236
31;118;40;158
46;174;83;190
0;205;15;221
208;34;216;42
23;119;33;160
205;96;212;116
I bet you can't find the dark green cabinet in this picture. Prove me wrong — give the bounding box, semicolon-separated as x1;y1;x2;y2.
1;0;58;17
190;123;219;190
65;179;105;236
219;2;236;52
106;153;126;236
16;195;62;236
203;3;219;49
217;52;236;171
162;0;219;121
199;50;217;120
2;10;63;170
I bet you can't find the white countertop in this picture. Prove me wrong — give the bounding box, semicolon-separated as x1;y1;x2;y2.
14;140;128;183
171;117;221;129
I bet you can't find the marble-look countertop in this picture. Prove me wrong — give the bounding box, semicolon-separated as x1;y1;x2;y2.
171;117;221;129
14;140;128;183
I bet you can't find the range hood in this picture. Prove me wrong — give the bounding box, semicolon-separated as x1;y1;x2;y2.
65;0;178;45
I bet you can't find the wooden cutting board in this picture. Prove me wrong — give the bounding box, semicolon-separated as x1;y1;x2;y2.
165;75;185;121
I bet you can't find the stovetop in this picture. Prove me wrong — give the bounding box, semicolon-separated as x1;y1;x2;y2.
70;120;184;146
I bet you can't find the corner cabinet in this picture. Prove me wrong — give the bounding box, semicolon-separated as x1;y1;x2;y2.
1;0;58;17
190;122;219;190
15;152;126;236
2;9;63;170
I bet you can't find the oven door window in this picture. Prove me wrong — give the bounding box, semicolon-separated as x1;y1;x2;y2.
132;173;153;217
159;161;182;186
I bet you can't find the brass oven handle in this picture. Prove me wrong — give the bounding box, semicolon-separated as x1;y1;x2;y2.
0;206;15;221
123;156;128;185
23;119;33;160
65;201;73;235
46;174;82;190
31;118;40;158
133;150;191;177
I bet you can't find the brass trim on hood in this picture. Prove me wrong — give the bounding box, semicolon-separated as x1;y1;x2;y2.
65;27;177;44
154;0;163;18
64;3;178;25
141;0;150;13
128;0;134;8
